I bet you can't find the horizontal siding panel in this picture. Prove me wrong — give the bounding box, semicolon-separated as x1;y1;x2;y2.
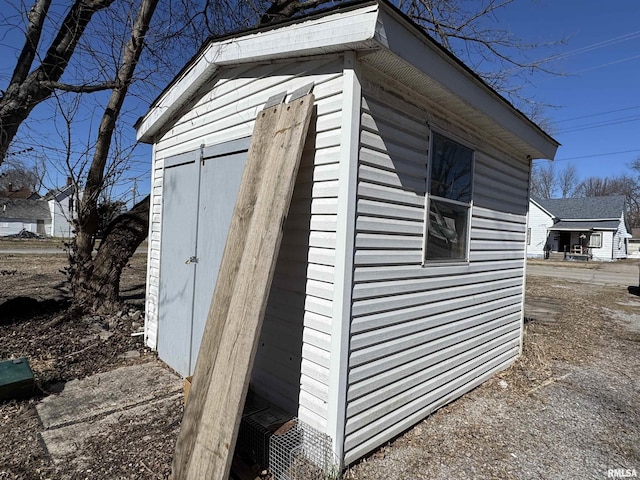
353;260;524;282
358;181;425;207
475;151;529;183
164;61;342;142
355;233;423;249
362;96;428;136
472;216;527;233
351;302;520;352
354;249;422;266
347;332;520;423
469;250;525;262
358;164;426;194
356;216;423;235
353;268;522;301
301;357;329;387
350;291;521;353
304;295;333;318
471;228;526;242
303;312;333;336
352;277;522;317
470;239;526;251
298;405;327;433
301;373;329;403
357;198;424;221
349;326;520;402
303;328;332;352
359;130;426;164
302;343;330;371
343;349;518;464
359;147;426;179
350;310;520;368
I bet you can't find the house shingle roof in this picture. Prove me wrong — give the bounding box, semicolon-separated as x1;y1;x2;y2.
0;198;50;220
534;196;625;220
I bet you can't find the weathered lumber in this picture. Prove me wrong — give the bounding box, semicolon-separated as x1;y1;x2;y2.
171;93;315;480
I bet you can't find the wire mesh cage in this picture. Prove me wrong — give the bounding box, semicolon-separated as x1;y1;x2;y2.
269;418;339;480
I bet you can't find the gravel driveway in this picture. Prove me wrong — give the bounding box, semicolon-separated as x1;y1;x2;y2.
345;262;640;480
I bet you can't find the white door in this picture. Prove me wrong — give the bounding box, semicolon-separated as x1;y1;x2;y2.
158;139;249;376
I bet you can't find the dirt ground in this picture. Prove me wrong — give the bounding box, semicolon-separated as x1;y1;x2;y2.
1;246;639;479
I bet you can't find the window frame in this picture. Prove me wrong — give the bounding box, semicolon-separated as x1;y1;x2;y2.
423;129;475;265
588;232;602;248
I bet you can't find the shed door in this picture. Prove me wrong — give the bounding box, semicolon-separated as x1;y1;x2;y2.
158;152;200;376
158;139;249;377
190;140;249;370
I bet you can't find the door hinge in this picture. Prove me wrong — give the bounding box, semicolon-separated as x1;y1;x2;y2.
185;256;198;265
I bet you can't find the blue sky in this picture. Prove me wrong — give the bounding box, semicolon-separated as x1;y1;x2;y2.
497;0;640;184
2;0;639;203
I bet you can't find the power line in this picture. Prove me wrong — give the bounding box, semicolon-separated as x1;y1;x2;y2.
548;30;640;62
545;148;640;162
554;105;640;124
556;114;640;134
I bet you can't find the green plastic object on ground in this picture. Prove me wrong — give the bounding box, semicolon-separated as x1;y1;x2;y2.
0;357;35;401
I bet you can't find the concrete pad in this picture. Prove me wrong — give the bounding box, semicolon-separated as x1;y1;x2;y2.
40;393;182;464
36;362;182;429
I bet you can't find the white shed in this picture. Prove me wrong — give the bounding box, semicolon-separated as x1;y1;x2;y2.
136;0;558;469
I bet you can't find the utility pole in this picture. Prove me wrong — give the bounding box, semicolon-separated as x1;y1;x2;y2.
131;178;137;207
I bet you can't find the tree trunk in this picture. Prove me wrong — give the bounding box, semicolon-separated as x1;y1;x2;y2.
73;196;149;314
0;0;115;162
69;0;159;312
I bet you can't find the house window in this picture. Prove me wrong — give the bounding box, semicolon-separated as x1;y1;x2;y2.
424;131;473;262
588;232;602;248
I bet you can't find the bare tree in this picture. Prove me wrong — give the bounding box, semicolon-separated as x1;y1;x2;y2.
530;162;556;199
1;0;565;314
0;0;117;162
68;0;159;312
558;163;578;198
575;174;640;228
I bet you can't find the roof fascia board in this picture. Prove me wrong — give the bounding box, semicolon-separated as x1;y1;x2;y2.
529;197;555;218
136;5;380;142
373;4;558;160
559;218;619;222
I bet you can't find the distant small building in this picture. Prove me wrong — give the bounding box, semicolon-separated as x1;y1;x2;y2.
527;196;630;261
0;180;76;238
0;198;50;236
628;228;640;257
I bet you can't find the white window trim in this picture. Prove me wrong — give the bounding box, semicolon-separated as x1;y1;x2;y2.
588;232;602;248
423;127;475;265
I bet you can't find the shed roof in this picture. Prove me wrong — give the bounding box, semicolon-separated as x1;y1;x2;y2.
136;0;559;161
534;196;625;220
0;199;50;221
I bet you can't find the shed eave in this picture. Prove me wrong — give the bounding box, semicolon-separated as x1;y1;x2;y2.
136;0;559;161
370;3;559;160
135;4;381;143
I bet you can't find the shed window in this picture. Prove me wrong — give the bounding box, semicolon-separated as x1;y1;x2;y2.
425;132;473;262
588;232;602;248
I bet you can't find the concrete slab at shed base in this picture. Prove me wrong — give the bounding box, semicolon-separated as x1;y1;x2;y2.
36;362;183;464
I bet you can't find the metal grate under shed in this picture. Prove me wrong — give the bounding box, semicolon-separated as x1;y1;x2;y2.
235;390;337;479
269;418;338;480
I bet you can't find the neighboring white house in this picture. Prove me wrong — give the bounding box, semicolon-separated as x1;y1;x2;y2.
43;184;76;238
136;0;559;470
527;196;630;261
0;181;76;238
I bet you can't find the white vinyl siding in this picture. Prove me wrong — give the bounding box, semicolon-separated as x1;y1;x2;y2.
526;201;554;257
613;212;629;259
145;57;345;432
344;91;527;464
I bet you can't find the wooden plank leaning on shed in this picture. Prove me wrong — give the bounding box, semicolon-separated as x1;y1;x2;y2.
171;93;315;480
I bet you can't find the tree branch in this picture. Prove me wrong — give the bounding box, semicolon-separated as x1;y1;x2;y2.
39;80;120;93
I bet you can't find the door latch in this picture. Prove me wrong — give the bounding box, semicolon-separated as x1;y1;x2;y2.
185;256;198;265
